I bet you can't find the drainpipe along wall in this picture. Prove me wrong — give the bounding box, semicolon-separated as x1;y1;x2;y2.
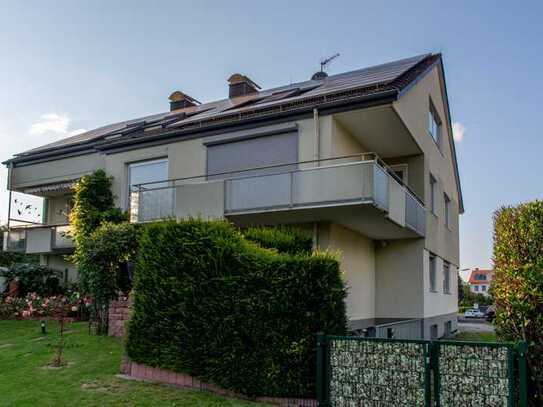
312;108;320;249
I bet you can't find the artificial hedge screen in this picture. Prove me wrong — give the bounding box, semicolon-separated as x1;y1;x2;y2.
126;219;347;397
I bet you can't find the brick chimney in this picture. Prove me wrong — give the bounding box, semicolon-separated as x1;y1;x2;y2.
228;74;261;98
169;91;200;111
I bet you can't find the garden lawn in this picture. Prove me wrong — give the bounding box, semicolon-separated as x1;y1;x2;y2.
0;320;269;407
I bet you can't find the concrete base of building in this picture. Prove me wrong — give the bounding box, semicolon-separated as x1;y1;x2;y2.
349;312;458;340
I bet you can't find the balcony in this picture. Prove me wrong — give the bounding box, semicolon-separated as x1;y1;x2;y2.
2;224;75;254
130;154;426;240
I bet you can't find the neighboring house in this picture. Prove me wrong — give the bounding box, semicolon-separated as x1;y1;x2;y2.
468;268;494;297
2;53;463;340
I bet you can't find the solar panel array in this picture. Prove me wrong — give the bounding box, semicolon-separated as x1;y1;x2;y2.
15;54;431;159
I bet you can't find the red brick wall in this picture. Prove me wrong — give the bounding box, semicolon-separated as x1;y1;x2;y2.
122;359;316;406
108;300;131;337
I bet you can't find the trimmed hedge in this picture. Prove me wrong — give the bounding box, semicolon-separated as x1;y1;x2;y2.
243;226;313;255
493;200;543;405
126;219;347;397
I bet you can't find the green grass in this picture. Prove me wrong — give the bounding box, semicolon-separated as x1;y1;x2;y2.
0;320;269;407
453;331;497;342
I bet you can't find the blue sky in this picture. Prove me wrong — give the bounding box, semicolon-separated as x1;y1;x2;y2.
1;1;542;273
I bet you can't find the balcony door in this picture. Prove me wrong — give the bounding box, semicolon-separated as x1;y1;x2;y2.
128;158;171;221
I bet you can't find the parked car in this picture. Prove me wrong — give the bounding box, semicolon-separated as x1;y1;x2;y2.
485;306;496;322
464;309;485;318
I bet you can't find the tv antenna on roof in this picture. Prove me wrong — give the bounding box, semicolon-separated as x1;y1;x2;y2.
312;53;340;80
320;53;340;73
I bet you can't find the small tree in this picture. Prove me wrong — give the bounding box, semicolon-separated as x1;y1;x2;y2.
70;170;128;334
493;200;543;405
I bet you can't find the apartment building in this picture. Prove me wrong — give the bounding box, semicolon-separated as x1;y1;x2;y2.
3;53;463;339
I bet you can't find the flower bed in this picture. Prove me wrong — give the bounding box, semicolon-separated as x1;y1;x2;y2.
0;291;90;320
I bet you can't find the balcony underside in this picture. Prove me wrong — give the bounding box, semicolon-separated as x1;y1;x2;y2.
227;202;420;240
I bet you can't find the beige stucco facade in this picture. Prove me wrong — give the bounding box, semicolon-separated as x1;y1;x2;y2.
7;62;461;339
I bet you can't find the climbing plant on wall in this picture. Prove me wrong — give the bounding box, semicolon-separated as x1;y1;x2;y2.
70;169;128;334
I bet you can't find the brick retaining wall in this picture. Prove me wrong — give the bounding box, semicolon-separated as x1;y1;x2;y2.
112;298;317;405
122;358;316;407
108;300;131;337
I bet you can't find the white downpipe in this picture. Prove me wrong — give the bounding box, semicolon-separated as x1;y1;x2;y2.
312;108;320;250
313;108;320;164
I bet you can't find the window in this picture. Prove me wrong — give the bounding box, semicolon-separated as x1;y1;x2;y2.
128;158;171;221
430;324;438;340
428;98;442;147
474;285;479;292
429;254;437;292
444;193;451;228
482;285;487;292
443;262;450;294
389;164;408;185
128;158;169;192
430;174;437;215
444;321;452;337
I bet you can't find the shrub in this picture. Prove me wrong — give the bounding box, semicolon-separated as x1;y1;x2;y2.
126;219;347;397
0;263;62;297
243;225;313;255
493;200;543;405
75;222;141;334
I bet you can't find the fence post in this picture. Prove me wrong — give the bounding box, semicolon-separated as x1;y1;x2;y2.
316;332;327;406
518;341;528;407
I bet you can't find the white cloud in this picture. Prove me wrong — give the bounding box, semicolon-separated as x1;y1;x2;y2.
29;113;86;136
452;121;466;142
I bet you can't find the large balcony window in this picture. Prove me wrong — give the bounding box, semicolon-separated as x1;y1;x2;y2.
128;158;171;222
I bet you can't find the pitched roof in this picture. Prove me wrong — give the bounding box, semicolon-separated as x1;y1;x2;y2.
468;269;494;285
10;53;436;160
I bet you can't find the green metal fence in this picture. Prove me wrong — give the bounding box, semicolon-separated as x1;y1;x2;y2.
316;334;528;407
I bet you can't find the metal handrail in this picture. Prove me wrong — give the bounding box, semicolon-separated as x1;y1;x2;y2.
7;222;70;230
132;152;425;206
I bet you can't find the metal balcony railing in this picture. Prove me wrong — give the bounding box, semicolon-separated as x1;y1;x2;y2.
130;153;427;236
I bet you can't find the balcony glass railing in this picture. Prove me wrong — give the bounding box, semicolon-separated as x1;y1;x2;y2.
3;224;74;253
129;154;427;236
3;229;26;252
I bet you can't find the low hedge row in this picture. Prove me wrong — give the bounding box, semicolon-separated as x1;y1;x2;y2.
126;219;347;397
243;226;313;255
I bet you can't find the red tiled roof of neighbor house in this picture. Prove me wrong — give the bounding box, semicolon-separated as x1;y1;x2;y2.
468;269;494;285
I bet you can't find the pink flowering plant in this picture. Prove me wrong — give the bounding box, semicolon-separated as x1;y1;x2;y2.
0;290;90;320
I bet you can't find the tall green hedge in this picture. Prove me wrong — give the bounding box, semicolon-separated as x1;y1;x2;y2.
243;225;313;255
493;200;543;405
126;219;347;397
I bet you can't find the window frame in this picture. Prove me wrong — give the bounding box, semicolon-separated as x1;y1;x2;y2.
389;164;409;185
444;192;451;229
428;97;442;149
443;261;451;294
429;174;437;215
126;157;169;209
429;254;437;292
